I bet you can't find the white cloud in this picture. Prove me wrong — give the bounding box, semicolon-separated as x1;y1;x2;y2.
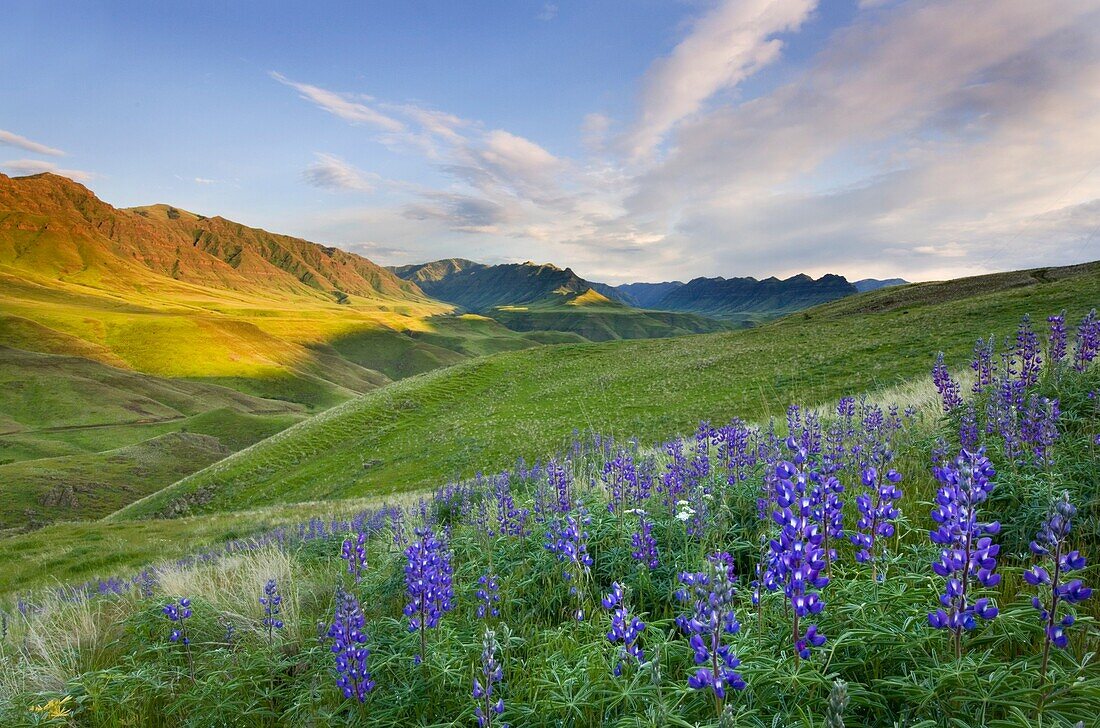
621;0;817;159
537;3;558;21
276;0;1100;284
2;159;93;182
0;129;64;156
270;72;405;132
303;153;377;192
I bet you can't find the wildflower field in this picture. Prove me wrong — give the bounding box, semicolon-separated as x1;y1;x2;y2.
1;310;1098;727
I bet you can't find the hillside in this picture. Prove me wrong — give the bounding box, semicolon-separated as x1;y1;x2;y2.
392;259;728;340
0;175;564;521
114;260;1100;520
0;175;564;396
854;277;908;292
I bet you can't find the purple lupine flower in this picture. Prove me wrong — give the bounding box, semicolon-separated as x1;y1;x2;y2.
473;627;507;728
341;530;368;583
328;589;374;702
404;527;454;663
1048;311;1067;366
493;473;528;537
1020;395;1060;466
959;403;979;451
260;578;284;644
476;572;501;620
659;438;687;517
601;582;646;676
602;451;641;515
932;352;963;412
850;465;903;580
547;460;573;515
163;596;195;679
768;451;829;661
970;336;997;394
163;597;193;645
927;448;1001;658
1015;315;1043;389
675;552;745;715
544;506;593;621
1024;493;1093;682
629;509;659;570
1073;309;1099;372
811;467;844;578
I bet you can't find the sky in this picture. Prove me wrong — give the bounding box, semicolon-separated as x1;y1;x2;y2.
3;0;1100;284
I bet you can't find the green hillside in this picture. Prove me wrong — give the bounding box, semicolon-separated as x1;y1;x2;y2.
114;260;1100;520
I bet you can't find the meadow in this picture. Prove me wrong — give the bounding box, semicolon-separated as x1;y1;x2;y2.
0;307;1097;727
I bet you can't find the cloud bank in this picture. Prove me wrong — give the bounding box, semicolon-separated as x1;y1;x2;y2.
277;0;1100;283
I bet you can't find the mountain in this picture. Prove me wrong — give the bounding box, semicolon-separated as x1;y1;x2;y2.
0;174;427;306
391;259;628;310
391;259;726;341
614;281;685;308
650;273;858;324
854;277;908;292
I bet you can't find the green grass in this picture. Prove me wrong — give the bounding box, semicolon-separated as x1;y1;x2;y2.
113;261;1100;520
0;496;414;593
1;360;1096;726
0;407;304;530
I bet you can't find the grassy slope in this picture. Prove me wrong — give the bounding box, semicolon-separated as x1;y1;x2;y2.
490;290;731;341
114;261;1100;520
0;409;304;531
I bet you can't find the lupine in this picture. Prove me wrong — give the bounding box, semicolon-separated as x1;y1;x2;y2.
811;467;844;578
629;509;659;570
928;448;1001;658
163;597;192;645
601;582;646;676
825;679;849;728
851;464;903;580
341;530;368;583
676;552;746;715
544;506;593;620
768;452;829;661
1024;493;1093;682
404;527;454;663
932;352;963;412
1020;395;1060;466
163;597;195;680
971;336;997;393
328;589;374;702
1073;309;1099;371
476;572;501;620
260;578;284;644
660;438;688;517
473;627;507;728
1015;315;1043;389
1048;311;1067;366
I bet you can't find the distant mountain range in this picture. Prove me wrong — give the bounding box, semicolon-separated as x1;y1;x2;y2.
393;259;907;326
390;258;727;340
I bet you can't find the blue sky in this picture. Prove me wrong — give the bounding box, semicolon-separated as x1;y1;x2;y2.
3;1;1100;283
